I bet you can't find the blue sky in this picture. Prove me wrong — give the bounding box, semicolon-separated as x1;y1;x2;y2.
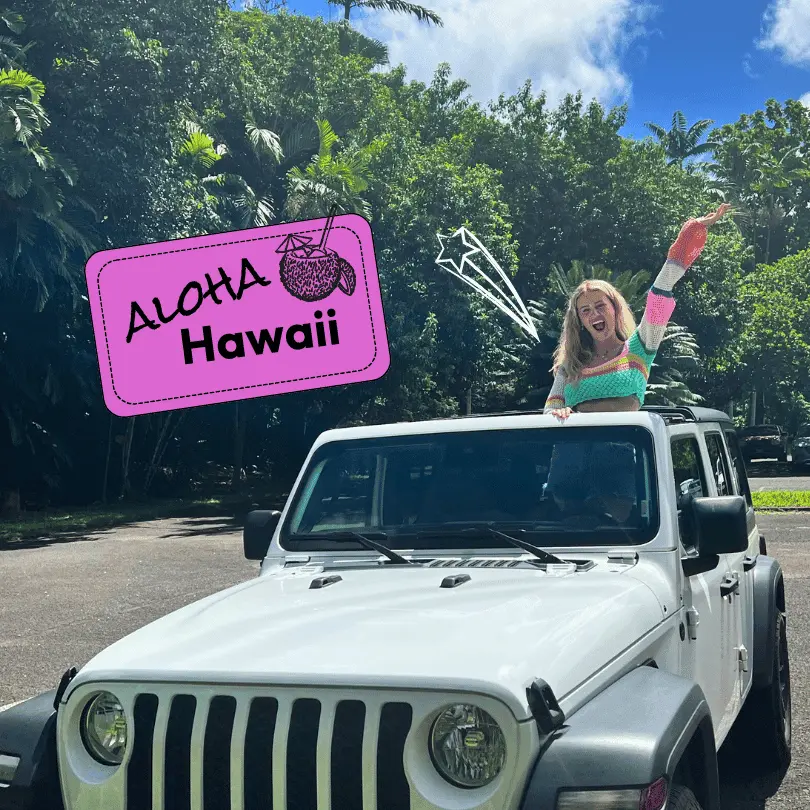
235;0;810;141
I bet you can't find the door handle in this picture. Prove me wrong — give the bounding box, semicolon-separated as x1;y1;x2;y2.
720;572;740;598
743;555;757;571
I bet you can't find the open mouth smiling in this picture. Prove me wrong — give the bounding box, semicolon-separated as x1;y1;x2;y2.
591;319;606;333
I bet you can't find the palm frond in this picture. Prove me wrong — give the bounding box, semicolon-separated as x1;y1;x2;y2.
355;0;443;24
644;122;667;141
246;122;283;162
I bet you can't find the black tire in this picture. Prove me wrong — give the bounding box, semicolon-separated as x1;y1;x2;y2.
729;609;792;776
668;784;703;809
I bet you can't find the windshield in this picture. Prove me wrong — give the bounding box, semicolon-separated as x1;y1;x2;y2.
280;426;660;551
740;425;779;436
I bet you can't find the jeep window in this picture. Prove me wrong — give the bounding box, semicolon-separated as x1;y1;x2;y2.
705;432;733;497
282;426;660;550
670;436;707;550
723;429;753;507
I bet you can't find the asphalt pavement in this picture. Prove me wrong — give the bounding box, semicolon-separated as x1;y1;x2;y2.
746;459;810;491
0;513;809;808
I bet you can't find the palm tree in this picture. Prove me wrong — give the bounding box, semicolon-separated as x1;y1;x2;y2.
333;19;390;64
327;0;443;25
184;118;284;229
284;119;375;219
0;8;27;69
645;111;718;167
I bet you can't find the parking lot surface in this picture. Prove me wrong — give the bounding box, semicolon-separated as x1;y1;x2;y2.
0;513;808;807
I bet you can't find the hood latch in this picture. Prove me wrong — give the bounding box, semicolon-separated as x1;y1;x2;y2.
526;678;566;735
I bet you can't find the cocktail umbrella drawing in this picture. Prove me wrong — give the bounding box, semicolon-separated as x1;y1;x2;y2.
275;233;313;254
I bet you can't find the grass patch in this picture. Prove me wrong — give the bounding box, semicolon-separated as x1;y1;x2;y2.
752;490;810;509
0;496;260;543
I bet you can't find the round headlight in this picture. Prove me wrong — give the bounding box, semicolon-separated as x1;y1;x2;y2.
80;692;128;766
429;704;506;789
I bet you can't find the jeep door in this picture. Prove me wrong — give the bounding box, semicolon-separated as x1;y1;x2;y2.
719;426;758;702
670;430;739;745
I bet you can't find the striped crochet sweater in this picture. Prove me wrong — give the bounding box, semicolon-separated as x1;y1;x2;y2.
543;218;708;412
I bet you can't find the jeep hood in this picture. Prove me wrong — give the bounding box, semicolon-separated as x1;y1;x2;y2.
72;563;664;721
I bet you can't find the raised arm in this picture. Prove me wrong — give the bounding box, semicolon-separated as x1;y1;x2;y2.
543;367;568;413
636;204;730;354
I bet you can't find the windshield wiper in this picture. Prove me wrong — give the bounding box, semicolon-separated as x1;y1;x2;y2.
293;530;417;566
414;524;567;566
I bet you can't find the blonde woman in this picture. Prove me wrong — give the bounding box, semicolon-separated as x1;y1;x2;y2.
543;203;731;418
542;203;731;522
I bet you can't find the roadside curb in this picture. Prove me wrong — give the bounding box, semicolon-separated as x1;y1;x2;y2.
755;507;810;512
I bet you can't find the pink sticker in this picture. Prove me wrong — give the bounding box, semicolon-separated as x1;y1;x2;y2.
85;213;390;416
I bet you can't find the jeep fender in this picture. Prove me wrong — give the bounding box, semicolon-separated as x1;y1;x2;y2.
520;666;720;810
751;555;785;690
0;691;64;810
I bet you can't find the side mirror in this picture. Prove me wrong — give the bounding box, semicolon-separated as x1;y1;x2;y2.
243;510;282;560
691;495;749;557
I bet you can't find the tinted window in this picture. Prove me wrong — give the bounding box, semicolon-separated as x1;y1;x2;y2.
670;436;706;550
705;433;732;496
282;426;660;550
724;429;753;507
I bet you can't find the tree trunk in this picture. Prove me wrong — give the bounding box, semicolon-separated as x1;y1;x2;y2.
143;412;185;495
231;402;247;490
749;389;757;426
466;386;472;415
344;0;351;20
120;417;136;500
1;489;21;517
764;193;773;265
102;415;113;504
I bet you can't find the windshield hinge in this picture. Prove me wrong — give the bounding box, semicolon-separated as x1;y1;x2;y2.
606;550;639;566
283;555;313;567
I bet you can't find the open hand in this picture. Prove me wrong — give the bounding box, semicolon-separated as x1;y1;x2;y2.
696;203;732;228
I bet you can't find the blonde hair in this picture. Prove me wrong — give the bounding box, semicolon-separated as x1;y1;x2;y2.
552;279;636;380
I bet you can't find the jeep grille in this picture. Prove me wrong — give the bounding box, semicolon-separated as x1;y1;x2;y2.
125;690;412;809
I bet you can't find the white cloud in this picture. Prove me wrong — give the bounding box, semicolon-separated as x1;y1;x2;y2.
800;91;810;105
355;0;656;108
758;0;810;66
742;52;761;78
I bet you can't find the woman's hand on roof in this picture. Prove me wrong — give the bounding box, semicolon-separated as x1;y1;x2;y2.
551;407;574;421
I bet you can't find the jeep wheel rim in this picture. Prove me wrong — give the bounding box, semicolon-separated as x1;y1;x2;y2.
779;614;791;748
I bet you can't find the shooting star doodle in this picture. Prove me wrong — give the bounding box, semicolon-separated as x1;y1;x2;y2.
435;227;539;341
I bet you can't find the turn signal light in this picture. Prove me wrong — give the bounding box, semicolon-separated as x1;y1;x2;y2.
557;776;669;810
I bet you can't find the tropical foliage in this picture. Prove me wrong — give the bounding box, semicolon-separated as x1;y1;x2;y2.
0;1;808;513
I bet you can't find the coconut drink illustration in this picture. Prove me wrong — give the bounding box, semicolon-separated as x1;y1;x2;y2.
278;210;356;302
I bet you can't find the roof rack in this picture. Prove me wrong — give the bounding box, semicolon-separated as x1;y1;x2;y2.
641;405;733;425
410;405;733;426
443;409;546;421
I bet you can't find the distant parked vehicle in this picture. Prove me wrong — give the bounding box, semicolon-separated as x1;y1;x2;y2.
739;424;789;462
790;425;810;470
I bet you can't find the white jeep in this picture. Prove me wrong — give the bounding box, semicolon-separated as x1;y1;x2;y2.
0;406;791;810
